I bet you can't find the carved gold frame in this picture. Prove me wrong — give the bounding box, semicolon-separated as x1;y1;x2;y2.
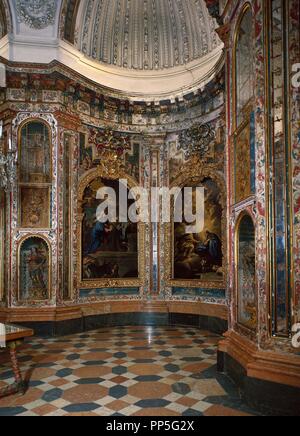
17;234;52;303
17;118;52;230
77;159;145;290
165;158;227;289
234;210;258;335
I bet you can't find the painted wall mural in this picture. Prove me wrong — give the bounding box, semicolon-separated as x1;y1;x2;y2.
237;214;257;330
18;236;50;301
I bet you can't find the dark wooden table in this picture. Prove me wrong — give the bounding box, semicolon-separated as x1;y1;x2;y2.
0;324;34;398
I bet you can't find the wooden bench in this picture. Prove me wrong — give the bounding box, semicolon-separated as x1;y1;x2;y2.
0;324;34;398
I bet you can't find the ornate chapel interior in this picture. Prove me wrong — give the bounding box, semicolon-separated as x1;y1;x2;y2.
0;0;299;417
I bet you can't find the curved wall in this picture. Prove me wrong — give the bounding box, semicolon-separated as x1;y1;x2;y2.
0;57;227;334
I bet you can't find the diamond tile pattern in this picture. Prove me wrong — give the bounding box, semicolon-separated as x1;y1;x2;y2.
0;327;260;416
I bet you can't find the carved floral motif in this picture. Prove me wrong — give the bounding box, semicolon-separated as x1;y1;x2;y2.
178;123;216;159
16;0;57;29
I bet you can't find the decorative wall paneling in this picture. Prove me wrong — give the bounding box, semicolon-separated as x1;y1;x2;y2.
216;0;300;407
0;56;226;315
265;0;293;337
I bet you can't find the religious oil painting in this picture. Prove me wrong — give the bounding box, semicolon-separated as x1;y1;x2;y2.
81;177;138;281
173;178;223;281
19;237;50;301
19;121;51;183
237;214;257;330
20;186;50;228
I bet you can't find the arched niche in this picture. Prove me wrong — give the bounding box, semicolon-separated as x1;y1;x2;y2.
236;213;257;331
233;4;255;128
18;120;52;229
19;120;51;183
18;236;51;302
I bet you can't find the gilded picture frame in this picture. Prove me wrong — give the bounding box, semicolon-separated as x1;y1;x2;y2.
165;161;227;289
77;161;145;290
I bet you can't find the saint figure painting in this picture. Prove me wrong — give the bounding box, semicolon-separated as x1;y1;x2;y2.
19;237;50;301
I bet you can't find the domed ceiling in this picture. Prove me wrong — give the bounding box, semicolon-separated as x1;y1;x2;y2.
1;0;223;99
75;0;222;71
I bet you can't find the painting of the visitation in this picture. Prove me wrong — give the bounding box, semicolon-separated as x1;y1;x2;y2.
82;177;138;281
19;237;50;301
173;178;223;281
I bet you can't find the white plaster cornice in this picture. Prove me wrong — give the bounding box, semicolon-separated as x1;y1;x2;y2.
0;35;224;101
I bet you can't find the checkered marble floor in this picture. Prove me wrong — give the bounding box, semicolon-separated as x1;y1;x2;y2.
0;326;260;416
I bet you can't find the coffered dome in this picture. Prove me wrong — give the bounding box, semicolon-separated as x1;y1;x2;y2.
74;0;222;71
1;0;223;98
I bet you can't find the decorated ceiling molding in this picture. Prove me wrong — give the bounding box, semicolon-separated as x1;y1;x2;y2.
0;0;224;100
